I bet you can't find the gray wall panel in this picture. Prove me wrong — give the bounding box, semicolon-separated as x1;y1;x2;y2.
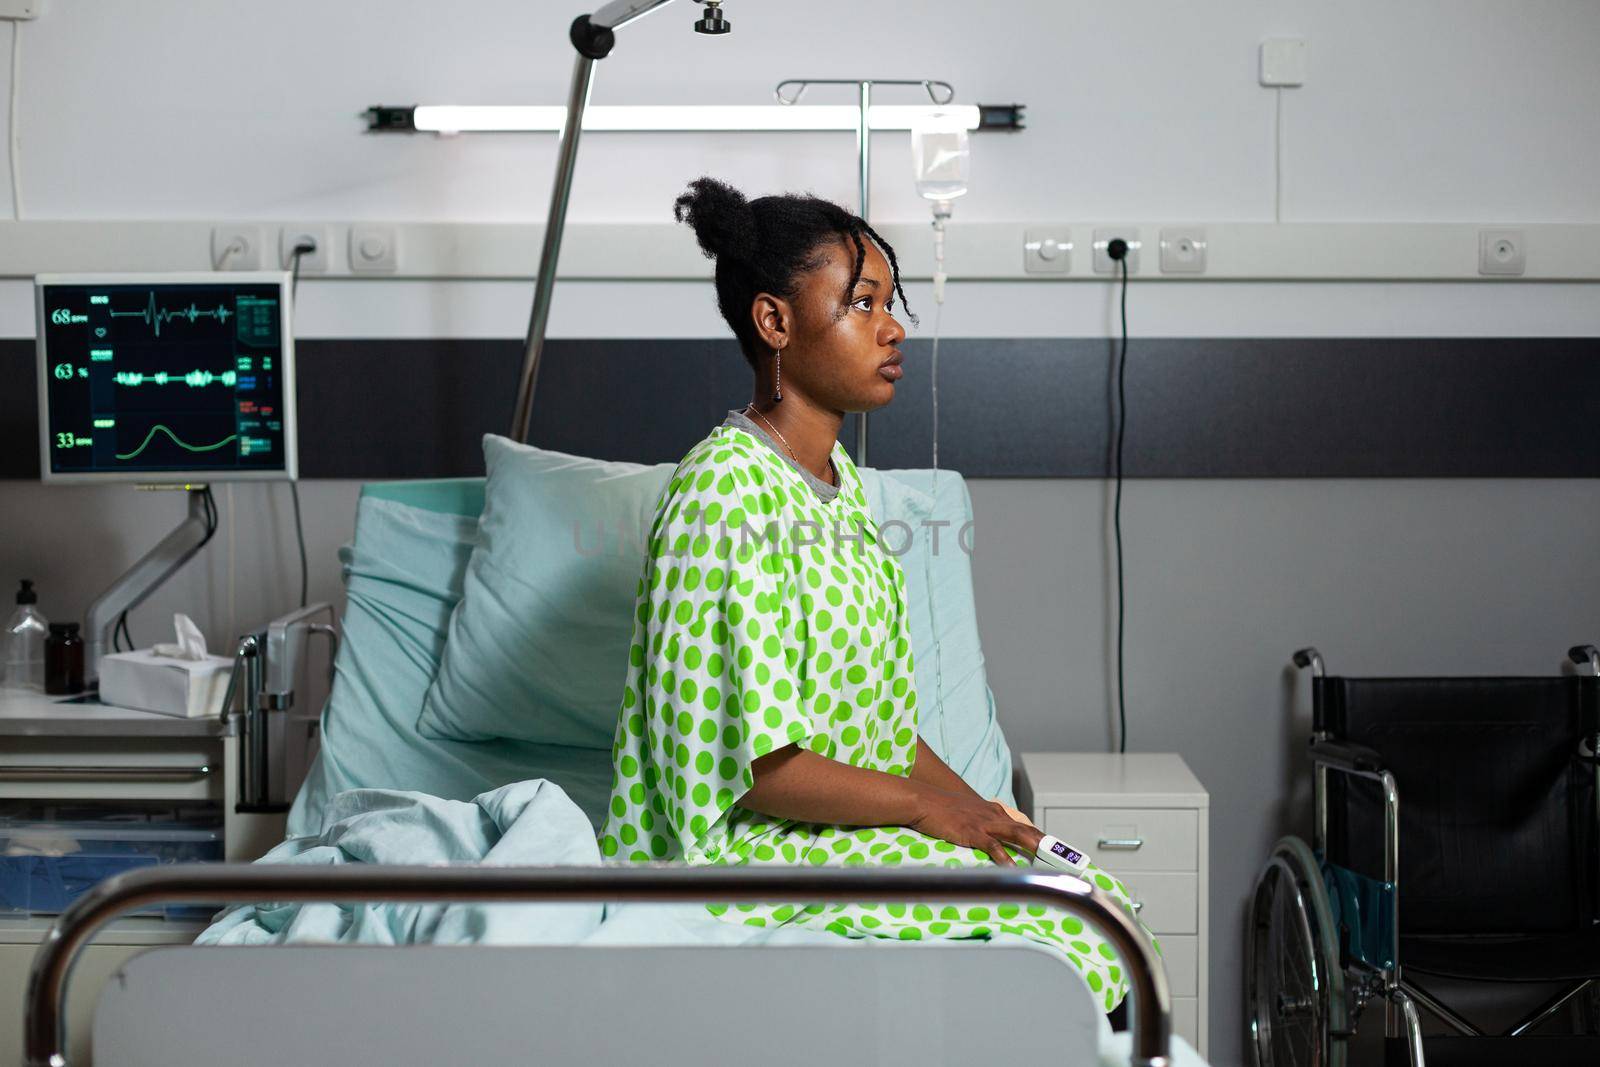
5;337;1599;479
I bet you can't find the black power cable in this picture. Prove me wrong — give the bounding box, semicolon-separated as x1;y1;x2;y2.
200;486;218;548
286;241;313;609
289;240;315;302
1107;238;1131;754
113;487;218;651
289;481;308;608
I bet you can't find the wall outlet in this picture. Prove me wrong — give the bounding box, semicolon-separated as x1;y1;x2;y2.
1159;227;1207;273
1092;228;1141;274
280;225;330;272
211;225;263;270
1478;229;1525;276
1260;38;1308;87
349;225;398;273
1023;228;1072;273
0;0;43;20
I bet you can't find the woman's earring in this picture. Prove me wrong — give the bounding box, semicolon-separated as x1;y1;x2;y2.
772;348;783;402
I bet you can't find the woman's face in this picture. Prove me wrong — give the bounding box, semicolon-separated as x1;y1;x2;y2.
754;236;907;414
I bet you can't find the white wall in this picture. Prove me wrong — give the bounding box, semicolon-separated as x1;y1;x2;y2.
3;3;1600;1062
7;0;1599;225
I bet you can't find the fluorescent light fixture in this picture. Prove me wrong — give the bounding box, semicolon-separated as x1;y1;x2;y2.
411;104;982;133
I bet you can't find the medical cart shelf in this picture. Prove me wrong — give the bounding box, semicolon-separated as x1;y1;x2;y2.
0;690;285;1067
1015;751;1210;1059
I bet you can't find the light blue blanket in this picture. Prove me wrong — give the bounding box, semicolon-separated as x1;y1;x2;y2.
201;778;1066;957
198;779;604;946
202;778;950;952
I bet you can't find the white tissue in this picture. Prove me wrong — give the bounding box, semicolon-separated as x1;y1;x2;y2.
151;613;208;661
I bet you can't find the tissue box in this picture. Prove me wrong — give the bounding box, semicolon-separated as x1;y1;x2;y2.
98;650;233;719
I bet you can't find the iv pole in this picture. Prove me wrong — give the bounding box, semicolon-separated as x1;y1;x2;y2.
773;78;955;468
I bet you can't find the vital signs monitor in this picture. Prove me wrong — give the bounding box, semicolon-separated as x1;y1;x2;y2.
36;272;298;483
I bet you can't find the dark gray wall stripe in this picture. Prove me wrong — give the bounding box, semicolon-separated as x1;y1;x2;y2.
3;337;1598;480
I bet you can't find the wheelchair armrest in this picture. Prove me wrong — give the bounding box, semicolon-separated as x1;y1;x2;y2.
1310;739;1400;893
1309;739;1389;780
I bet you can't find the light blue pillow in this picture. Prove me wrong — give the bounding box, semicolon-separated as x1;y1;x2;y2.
416;436;677;748
290;482;615;836
867;469;1015;807
413;433;1013;806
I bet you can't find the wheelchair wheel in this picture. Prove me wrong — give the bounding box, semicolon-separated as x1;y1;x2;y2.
1248;836;1348;1067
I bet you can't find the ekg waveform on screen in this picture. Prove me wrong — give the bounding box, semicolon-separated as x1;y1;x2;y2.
114;424;241;461
113;369;239;388
108;291;235;338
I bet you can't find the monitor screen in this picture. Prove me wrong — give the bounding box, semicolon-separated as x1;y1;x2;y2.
36;272;298;483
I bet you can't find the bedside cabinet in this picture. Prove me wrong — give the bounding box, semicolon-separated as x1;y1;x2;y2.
1015;752;1210;1059
0;696;288;1067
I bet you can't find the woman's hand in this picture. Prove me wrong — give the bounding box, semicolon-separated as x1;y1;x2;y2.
995;801;1037;829
908;788;1044;867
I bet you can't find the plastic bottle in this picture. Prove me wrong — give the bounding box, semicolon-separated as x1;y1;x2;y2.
44;622;85;696
2;580;49;692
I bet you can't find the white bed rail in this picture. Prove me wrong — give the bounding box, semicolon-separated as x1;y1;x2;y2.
24;863;1171;1067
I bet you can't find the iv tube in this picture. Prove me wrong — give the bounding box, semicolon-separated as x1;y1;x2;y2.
910;109;969;763
924;201;951;757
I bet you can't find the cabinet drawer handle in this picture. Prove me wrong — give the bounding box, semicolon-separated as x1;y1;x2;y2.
0;764;212;783
1098;837;1144;850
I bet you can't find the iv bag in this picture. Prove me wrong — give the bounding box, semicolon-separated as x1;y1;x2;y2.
910;109;971;201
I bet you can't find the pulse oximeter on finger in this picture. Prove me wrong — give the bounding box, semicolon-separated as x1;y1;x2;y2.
1034;833;1092;876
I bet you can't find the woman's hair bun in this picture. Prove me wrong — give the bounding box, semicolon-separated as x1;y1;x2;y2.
673;176;759;263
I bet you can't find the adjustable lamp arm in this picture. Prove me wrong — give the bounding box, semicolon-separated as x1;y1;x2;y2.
511;0;699;442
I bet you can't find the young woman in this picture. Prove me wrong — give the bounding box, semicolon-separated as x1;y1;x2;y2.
598;177;1148;1013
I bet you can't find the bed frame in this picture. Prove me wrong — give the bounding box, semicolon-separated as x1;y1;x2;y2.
25;863;1173;1066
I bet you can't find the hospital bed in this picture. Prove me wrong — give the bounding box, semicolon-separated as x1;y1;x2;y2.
23;467;1207;1066
18;2;1201;1059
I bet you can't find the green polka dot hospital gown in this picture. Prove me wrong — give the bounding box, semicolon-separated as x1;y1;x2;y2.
599;421;1154;1013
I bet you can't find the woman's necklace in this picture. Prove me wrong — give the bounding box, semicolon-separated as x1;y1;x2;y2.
743;404;836;487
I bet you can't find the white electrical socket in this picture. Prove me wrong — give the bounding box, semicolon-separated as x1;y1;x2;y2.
211;225;264;270
0;0;43;20
1260;38;1308;87
280;225;330;272
349;225;399;273
1023;228;1072;273
1159;227;1207;273
1478;229;1525;276
1092;228;1141;274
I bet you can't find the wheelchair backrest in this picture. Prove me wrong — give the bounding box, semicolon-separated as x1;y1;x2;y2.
1315;674;1599;936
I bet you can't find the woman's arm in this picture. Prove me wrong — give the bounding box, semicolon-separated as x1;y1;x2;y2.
910;738;1037;826
741;743;1042;865
743;743;940;826
908;736;984;802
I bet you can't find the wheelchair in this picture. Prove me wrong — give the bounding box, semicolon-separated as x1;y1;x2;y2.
1247;645;1600;1067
